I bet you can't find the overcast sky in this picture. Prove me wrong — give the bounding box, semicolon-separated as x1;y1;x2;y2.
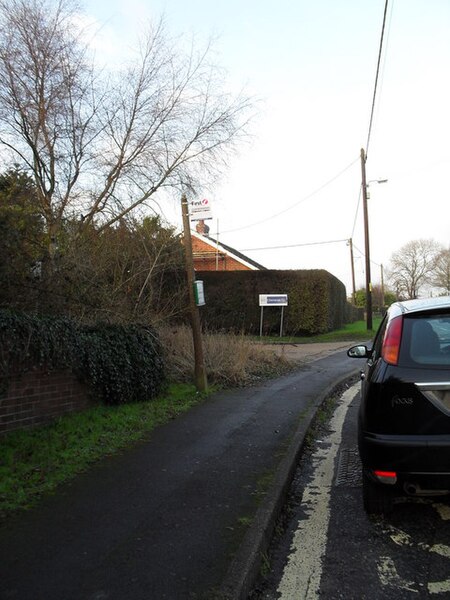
85;0;450;295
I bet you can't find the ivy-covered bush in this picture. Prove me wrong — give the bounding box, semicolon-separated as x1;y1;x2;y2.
0;311;166;404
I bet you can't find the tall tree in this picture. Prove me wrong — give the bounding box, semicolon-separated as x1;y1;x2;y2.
432;247;450;296
387;239;442;299
0;0;252;256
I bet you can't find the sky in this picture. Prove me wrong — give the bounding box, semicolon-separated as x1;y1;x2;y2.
83;0;450;296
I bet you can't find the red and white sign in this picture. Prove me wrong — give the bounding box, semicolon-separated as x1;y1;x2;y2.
190;198;213;221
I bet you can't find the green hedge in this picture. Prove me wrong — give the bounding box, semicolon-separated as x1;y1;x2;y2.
0;311;166;404
198;269;352;336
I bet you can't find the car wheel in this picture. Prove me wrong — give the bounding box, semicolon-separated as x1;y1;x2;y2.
362;471;394;515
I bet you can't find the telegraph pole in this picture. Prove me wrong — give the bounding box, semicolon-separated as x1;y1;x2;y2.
181;194;208;392
348;238;356;304
360;148;373;330
361;148;372;331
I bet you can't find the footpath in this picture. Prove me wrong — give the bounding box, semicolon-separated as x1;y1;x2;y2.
0;345;359;600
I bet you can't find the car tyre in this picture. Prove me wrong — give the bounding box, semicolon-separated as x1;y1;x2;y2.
362;471;394;515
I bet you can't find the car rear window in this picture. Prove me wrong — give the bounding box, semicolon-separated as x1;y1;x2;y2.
399;312;450;367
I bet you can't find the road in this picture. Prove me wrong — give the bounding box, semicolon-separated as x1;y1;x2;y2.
251;384;450;599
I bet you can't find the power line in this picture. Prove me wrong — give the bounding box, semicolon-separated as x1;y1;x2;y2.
352;242;382;268
371;0;395;147
350;186;362;239
366;0;390;156
241;238;349;252
220;156;359;235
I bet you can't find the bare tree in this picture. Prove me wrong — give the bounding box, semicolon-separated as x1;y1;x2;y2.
0;0;253;255
432;247;450;295
0;0;97;251
387;239;443;299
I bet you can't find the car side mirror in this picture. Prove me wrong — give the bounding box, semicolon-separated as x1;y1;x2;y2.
347;345;370;359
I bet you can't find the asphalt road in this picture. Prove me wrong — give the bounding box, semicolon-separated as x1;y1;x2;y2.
0;350;358;600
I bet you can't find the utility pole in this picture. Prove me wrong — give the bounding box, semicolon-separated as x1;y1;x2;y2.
181;194;208;392
380;263;385;309
348;238;356;304
360;148;373;330
215;219;220;271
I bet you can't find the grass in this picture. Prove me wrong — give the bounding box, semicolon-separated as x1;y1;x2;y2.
259;317;382;344
0;383;206;520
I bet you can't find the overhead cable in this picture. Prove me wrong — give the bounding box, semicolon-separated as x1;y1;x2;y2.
220;156;359;235
350;186;362;239
365;0;390;156
241;238;349;252
352;242;382;267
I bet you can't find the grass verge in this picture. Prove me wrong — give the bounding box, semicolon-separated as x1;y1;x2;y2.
0;383;206;521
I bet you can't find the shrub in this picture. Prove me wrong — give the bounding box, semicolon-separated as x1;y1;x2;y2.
76;323;165;404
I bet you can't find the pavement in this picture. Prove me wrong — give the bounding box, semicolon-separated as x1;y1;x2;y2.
0;344;360;600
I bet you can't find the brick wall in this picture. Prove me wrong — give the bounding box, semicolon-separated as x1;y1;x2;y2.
193;253;250;271
0;367;94;435
191;236;252;271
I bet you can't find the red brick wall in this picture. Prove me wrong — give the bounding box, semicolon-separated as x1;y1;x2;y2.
0;367;94;435
194;254;251;271
192;236;252;271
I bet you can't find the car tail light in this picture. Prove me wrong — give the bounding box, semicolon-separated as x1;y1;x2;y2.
373;470;397;485
382;316;403;365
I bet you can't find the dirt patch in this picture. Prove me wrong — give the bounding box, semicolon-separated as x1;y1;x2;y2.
260;342;352;364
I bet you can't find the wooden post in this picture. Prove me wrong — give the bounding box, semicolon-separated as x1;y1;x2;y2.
361;148;373;330
349;237;356;304
181;194;208;392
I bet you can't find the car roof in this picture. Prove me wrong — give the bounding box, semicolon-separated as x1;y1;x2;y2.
390;296;450;316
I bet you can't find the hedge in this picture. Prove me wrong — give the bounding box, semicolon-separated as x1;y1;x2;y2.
0;311;166;404
197;269;354;336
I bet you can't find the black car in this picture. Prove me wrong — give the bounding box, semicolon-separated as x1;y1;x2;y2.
348;296;450;514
